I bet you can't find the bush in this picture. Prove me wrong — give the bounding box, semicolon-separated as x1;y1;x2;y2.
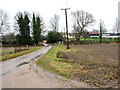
47;31;63;43
2;33;16;44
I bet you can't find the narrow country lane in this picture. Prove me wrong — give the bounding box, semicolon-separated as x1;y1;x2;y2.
1;46;94;88
1;46;52;77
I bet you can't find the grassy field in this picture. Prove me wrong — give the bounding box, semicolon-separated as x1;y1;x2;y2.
70;38;118;43
1;46;42;61
36;43;118;88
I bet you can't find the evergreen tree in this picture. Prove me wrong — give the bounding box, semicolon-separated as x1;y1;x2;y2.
36;16;41;41
24;14;31;44
16;12;31;45
47;31;63;43
17;14;25;44
32;13;37;44
32;13;43;45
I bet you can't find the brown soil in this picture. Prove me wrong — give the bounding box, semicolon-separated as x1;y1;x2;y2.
58;43;119;88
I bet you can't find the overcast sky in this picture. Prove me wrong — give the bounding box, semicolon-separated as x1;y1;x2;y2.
0;0;119;33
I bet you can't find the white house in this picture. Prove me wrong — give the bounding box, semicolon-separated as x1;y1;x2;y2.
60;32;75;39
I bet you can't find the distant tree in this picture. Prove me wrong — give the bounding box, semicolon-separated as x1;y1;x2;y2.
99;20;106;43
16;34;21;44
112;18;119;33
81;30;89;41
13;19;19;35
13;12;20;35
0;10;10;35
16;13;24;44
40;35;47;40
71;10;95;41
32;13;44;45
47;31;63;43
48;14;62;43
15;12;31;45
72;24;80;41
24;14;31;44
50;14;59;32
32;13;37;44
2;33;16;44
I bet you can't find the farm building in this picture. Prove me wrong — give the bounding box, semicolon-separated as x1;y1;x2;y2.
60;31;119;39
88;32;99;37
88;32;119;38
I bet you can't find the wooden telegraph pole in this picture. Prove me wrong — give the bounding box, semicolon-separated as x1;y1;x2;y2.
61;8;70;49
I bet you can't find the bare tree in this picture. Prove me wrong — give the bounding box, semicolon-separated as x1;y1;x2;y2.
13;13;20;35
99;19;107;43
71;10;95;41
0;10;9;35
112;18;119;33
50;14;59;32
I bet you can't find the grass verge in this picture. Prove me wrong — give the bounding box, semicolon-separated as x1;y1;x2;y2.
36;44;73;78
2;47;42;61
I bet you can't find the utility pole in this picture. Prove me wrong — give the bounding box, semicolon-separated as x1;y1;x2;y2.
118;1;120;43
61;8;70;49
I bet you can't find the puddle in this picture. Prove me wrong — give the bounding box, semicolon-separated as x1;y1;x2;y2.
16;53;44;68
16;62;29;67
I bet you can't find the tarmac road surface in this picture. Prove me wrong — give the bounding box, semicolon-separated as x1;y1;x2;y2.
0;46;94;88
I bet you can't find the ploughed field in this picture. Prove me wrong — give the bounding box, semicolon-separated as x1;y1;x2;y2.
57;43;119;88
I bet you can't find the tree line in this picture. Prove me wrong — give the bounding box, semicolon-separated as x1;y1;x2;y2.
0;9;119;45
14;12;45;45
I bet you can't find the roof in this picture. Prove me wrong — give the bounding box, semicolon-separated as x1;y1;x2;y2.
89;32;99;34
